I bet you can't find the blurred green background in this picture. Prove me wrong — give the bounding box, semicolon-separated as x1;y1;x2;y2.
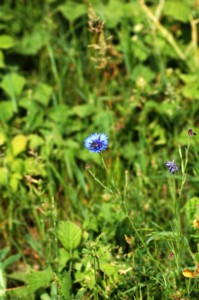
0;0;199;299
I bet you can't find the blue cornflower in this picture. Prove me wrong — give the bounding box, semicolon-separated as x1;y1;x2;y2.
84;133;108;153
165;160;178;174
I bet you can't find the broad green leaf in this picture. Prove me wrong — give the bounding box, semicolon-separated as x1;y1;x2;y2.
57;221;82;251
58;2;86;23
16;30;50;55
60;272;72;299
164;0;191;23
0;101;15;122
11;134;28;157
58;248;70;272
33;82;52;106
27;267;54;292
6;286;32;300
1;73;26;98
0;35;15;49
182;82;199;99
100;263;117;276
7;272;27;283
69;104;96;118
131;65;155;82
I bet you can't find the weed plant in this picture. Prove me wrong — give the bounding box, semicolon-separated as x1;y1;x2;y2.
0;0;199;299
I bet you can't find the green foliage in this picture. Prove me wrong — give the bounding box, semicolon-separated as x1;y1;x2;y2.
57;221;82;251
0;0;199;299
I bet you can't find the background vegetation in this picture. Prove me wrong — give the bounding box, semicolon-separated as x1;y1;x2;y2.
0;0;199;299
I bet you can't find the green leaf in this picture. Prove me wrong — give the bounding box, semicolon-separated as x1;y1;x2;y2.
1;254;20;270
100;263;117;276
58;2;86;23
0;168;7;185
7;272;27;283
40;293;52;300
57;221;82;251
58;248;70;272
0;247;10;261
60;272;72;299
1;73;26;98
195;253;199;262
27;267;54;292
6;286;33;300
28;134;45;149
0;50;5;68
16;30;50;55
164;0;191;23
185;197;199;221
33;82;52;106
147;231;177;243
0;35;15;49
11;134;28;157
0;101;15;122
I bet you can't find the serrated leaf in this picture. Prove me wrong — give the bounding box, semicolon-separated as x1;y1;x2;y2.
60;272;72;299
7;272;27;283
0;35;15;49
57;221;82;251
6;286;33;299
27;267;54;292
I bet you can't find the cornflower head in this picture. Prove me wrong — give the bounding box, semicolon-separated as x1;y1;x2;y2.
84;133;108;153
165;160;178;174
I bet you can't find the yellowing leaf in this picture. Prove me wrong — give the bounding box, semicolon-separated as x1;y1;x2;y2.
11;135;27;157
182;264;199;278
182;268;195;278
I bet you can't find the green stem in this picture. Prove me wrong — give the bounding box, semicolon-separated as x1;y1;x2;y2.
88;169;113;193
100;153;108;173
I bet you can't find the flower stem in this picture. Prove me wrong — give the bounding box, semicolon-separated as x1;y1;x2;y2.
88;169;113;193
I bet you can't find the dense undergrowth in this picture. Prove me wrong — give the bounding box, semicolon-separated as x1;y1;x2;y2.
0;0;199;299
